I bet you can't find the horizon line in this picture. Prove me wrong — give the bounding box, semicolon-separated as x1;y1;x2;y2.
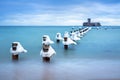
0;25;120;27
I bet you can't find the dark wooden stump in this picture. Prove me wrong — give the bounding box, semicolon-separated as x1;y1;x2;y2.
56;39;60;43
12;54;19;60
43;57;50;62
64;45;68;49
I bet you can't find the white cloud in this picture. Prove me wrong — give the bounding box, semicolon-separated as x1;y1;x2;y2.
0;2;120;26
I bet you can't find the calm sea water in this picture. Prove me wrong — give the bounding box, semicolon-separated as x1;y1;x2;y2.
0;26;120;80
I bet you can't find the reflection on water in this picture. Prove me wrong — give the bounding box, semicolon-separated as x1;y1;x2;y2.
0;59;120;80
41;63;54;80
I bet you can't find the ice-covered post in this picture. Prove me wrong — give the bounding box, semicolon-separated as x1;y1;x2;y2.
64;37;68;49
42;43;50;62
11;42;19;60
40;35;56;62
56;32;63;43
63;31;77;50
10;42;27;60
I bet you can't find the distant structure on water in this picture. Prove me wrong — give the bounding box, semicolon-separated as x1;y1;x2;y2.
83;18;101;26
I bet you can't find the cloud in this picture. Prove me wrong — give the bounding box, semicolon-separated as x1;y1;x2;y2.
0;2;120;26
0;14;83;26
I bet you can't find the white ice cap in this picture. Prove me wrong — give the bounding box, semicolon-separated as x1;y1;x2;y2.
42;35;54;44
64;31;69;37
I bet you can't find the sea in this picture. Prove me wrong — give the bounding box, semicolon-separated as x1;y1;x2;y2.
0;26;120;80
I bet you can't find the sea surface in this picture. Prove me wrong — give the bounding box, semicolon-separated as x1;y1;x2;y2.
0;26;120;80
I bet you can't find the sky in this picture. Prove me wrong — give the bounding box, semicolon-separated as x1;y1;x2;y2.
0;0;120;26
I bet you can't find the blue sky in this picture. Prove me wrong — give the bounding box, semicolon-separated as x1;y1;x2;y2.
0;0;120;26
